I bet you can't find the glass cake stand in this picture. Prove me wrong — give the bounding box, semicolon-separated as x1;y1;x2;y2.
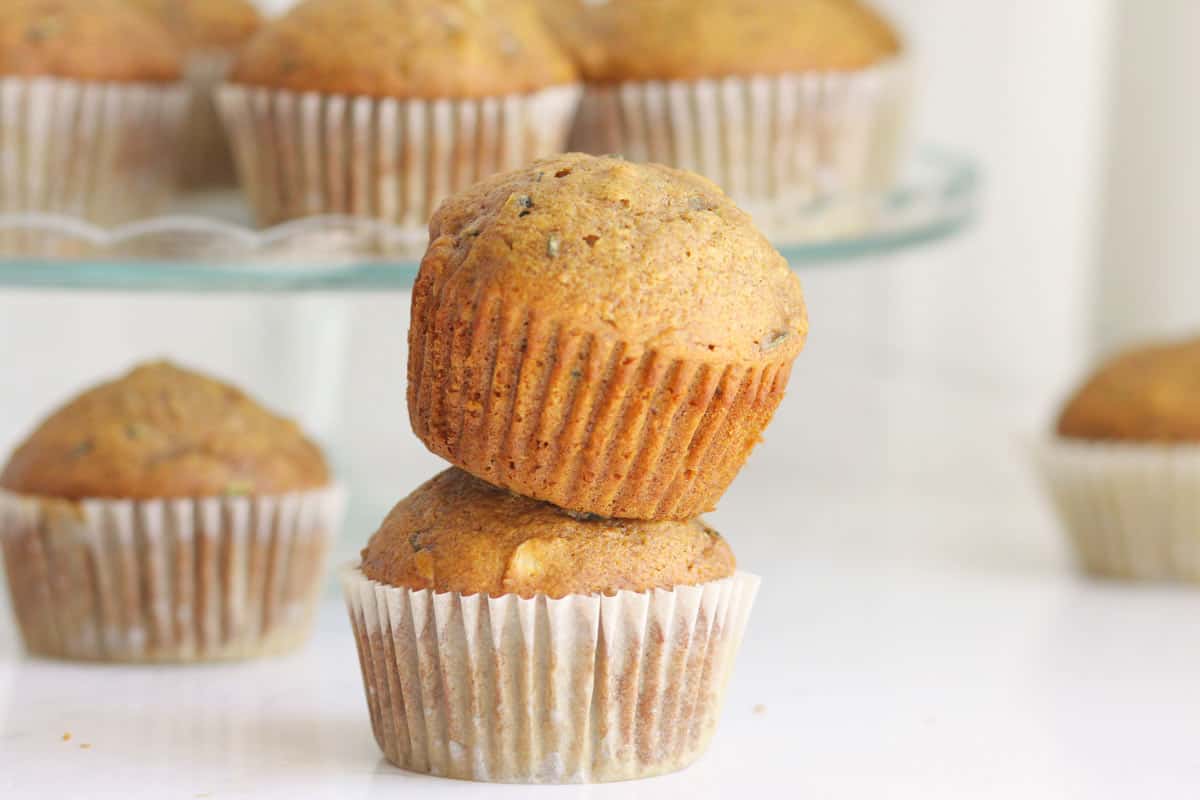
0;146;978;292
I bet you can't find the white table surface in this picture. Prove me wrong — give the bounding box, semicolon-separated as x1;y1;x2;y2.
4;329;1200;799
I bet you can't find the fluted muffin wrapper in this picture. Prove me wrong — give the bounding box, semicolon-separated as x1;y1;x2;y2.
180;52;239;189
569;59;909;241
1033;438;1200;581
0;485;345;662
409;296;796;519
0;77;188;236
216;83;582;252
342;564;759;784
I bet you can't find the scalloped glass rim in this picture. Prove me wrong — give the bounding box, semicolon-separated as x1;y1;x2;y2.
0;145;978;291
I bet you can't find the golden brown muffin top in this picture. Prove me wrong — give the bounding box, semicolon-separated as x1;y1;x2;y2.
418;153;808;363
1;361;330;500
0;0;182;82
361;468;736;598
540;0;901;83
1057;338;1200;443
230;0;577;99
125;0;262;51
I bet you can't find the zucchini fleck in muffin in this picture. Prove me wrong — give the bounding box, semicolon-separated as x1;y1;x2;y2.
409;153;808;520
541;0;907;239
0;361;344;662
126;0;264;188
0;0;187;225
218;0;581;233
343;467;758;782
1036;337;1200;581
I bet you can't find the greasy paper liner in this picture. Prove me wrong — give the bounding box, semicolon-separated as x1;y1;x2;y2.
569;60;909;240
0;485;345;662
342;565;759;783
1033;438;1200;581
409;293;796;519
217;83;582;251
0;76;188;237
180;51;239;189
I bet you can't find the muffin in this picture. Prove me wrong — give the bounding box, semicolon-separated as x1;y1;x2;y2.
126;0;263;188
342;467;759;783
217;0;581;243
540;0;907;239
0;361;345;661
1035;337;1200;580
409;153;808;520
0;0;188;226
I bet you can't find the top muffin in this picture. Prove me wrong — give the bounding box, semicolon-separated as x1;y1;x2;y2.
409;153;806;519
1;361;329;500
230;0;577;99
539;0;900;83
361;467;736;598
418;152;808;364
125;0;262;52
0;0;181;81
1057;337;1200;443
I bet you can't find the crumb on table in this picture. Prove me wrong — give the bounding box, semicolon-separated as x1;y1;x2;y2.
61;732;71;742
753;704;767;715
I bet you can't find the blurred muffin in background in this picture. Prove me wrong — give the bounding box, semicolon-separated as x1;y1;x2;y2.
540;0;907;240
0;0;187;226
0;361;344;662
343;467;758;782
1036;337;1200;581
218;0;580;246
127;0;263;188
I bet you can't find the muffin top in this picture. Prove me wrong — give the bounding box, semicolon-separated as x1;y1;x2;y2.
1;361;330;500
361;468;736;598
230;0;577;99
0;0;182;82
1057;338;1200;443
125;0;262;51
540;0;900;83
417;153;807;363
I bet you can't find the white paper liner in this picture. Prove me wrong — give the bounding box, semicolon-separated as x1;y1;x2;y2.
569;59;909;240
180;52;239;189
342;564;759;783
216;83;582;251
0;77;188;232
1033;438;1200;580
0;485;345;662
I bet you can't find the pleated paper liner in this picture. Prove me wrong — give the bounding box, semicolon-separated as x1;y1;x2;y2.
1033;438;1200;580
408;290;797;519
216;83;582;254
342;564;759;784
568;59;909;241
0;76;188;248
0;485;345;662
180;52;240;189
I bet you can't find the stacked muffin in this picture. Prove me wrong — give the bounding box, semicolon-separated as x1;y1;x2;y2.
342;153;808;782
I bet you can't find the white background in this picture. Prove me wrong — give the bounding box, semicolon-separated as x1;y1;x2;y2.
7;1;1200;798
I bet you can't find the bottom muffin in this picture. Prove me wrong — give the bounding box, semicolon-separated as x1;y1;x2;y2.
341;468;759;784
